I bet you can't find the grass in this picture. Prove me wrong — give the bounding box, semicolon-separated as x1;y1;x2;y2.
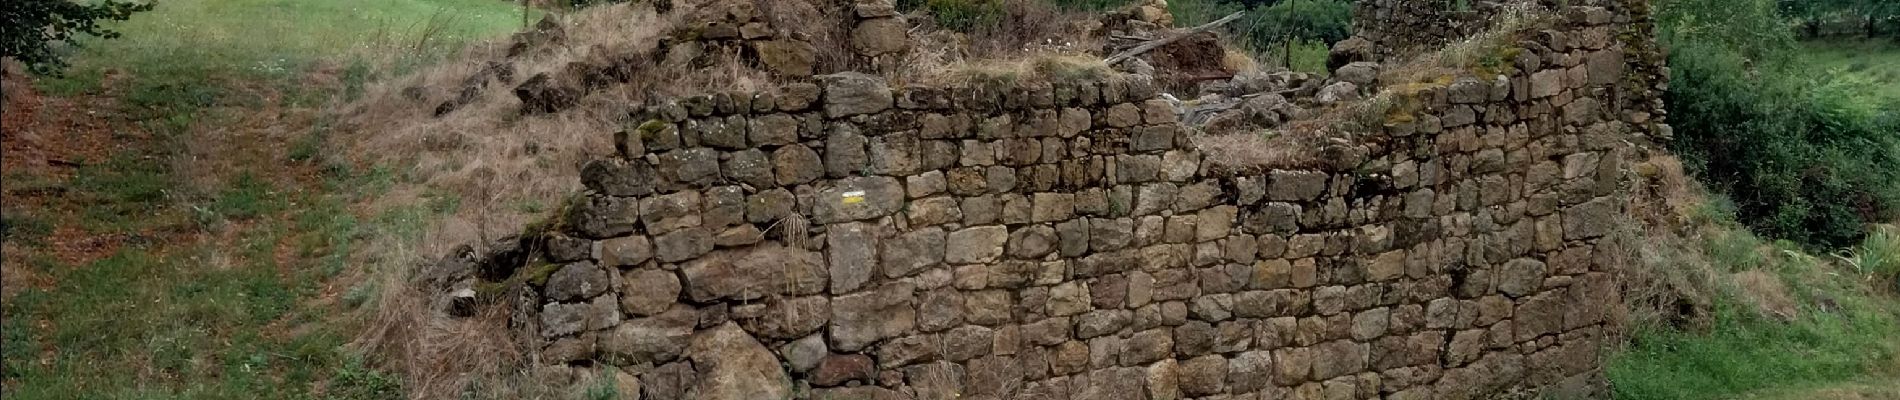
2;0;526;397
1608;210;1900;400
1;152;436;398
36;0;530;118
1799;39;1900;101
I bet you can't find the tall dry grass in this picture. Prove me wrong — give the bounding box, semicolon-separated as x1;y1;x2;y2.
341;3;668;249
334;3;670;397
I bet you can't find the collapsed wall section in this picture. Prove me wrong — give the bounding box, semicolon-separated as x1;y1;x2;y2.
428;3;1666;400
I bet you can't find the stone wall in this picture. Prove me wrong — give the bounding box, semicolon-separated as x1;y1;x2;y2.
1349;0;1491;63
1351;0;1656;66
432;3;1666;400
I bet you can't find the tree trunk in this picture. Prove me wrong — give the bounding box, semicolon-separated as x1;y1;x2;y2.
1283;40;1293;70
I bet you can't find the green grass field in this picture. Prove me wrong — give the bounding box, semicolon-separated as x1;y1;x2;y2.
38;0;530;116
3;0;524;397
1799;39;1900;101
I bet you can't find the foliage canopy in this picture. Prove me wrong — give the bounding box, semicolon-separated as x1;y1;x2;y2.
0;0;153;75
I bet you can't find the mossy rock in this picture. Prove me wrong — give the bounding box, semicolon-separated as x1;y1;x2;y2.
635;119;671;138
522;262;564;287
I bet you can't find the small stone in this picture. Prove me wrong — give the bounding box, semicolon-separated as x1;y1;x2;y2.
782;333;828;372
1335;62;1379;86
1179;355;1228;396
619;268;681;316
1048;281;1092;316
597;236;653;267
1007;225;1058;260
772;144;823;185
811;354;877;387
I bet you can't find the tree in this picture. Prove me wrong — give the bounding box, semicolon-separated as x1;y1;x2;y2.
1777;0;1827;37
0;0;152;75
1223;0;1350;67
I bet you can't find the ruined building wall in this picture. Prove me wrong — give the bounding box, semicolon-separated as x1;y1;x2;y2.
438;3;1666;400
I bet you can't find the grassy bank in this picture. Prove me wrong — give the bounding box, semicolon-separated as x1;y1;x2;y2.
1;0;524;397
1798;39;1900;101
1609;215;1900;399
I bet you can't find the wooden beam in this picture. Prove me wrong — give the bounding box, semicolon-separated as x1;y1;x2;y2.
1104;11;1246;65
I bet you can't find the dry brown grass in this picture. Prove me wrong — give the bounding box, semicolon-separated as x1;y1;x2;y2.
1732;269;1801;321
944;0;1105;57
1619;220;1722;332
1194;131;1321;172
899;50;1115;87
356;283;524;397
890;0;1111;86
331;4;665;397
1631;154;1701;230
1222;46;1263;75
752;0;854;73
338;2;687;248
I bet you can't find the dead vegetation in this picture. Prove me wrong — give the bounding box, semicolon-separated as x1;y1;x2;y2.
891;0;1112;87
1194;130;1323;171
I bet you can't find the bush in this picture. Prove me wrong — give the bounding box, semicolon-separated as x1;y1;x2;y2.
0;0;152;75
1168;0;1351;70
1844;225;1900;291
1660;0;1900;249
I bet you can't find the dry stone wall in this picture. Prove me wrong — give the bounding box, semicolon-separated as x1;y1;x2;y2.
439;4;1666;400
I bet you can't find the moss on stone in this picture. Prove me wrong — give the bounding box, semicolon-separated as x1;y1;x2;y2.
636;119;671;138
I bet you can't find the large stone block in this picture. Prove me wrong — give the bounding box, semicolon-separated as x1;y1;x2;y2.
736;295;829;340
1267;170;1329;201
654;227;713;263
813;176;905;224
946;225;1009;264
680;244;826;302
831;282;917;352
827;222;878;294
883;227;947;278
688;322;793;400
824;72;894;117
601;305;696;366
1563;196;1618;240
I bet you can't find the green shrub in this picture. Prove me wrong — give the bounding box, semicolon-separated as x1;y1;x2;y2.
1844;225;1900;290
1660;0;1900;249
